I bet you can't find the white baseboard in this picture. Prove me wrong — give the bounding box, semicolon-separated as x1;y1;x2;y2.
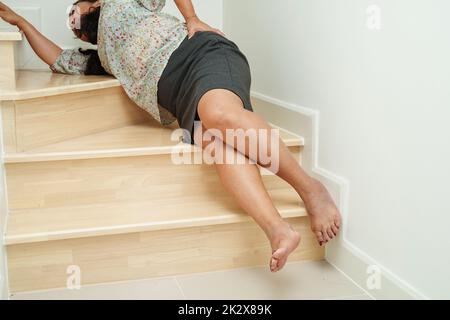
251;91;428;300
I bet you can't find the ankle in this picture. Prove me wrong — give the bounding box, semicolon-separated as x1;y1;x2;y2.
295;177;324;198
266;220;291;241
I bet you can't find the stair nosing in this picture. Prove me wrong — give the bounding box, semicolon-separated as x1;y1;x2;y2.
4;144;196;163
0;30;22;41
4;136;304;163
0;78;121;101
5;206;306;246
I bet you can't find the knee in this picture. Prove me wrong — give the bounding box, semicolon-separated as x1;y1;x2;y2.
199;101;240;130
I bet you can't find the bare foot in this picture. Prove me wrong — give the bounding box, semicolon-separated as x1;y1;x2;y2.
301;179;342;246
268;223;301;273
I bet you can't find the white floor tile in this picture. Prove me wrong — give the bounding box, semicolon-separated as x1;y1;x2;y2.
10;277;184;300
327;294;373;300
176;260;365;300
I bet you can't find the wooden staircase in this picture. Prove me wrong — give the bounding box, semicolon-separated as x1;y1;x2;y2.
1;31;323;294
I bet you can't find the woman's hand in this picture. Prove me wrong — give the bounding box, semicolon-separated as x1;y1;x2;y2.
0;1;62;66
186;16;225;39
0;2;23;26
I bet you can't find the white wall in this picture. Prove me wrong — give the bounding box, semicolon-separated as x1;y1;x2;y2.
224;0;450;299
0;0;223;69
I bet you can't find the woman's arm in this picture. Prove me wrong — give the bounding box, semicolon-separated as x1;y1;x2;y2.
0;2;62;66
173;0;225;39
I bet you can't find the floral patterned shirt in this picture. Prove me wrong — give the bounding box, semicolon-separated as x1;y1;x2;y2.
51;0;188;125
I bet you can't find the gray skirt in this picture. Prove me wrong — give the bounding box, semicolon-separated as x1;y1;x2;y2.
157;31;254;145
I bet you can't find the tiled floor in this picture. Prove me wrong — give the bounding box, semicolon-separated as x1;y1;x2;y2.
10;260;372;300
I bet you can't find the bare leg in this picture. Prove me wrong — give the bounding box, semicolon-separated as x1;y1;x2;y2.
197;89;341;245
194;125;300;272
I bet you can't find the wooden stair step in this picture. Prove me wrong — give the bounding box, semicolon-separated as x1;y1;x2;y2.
1;87;152;153
0;70;120;101
5;175;306;245
4;121;304;163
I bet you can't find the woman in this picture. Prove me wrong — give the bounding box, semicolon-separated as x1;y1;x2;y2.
0;0;341;272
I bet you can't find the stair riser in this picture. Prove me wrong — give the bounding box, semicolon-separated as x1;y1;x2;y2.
7;217;323;293
1;87;151;152
0;41;16;90
5;147;301;211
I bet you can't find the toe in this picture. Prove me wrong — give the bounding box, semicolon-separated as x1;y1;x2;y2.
270;257;278;272
322;229;331;242
271;248;287;272
315;231;324;245
331;225;339;236
326;227;335;239
334;217;341;229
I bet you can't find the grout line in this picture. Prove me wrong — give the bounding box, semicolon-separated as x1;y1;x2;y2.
173;260;325;282
173;277;187;300
327;259;376;300
323;293;374;301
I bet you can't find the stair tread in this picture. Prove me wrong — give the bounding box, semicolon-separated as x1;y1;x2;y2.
5;175;306;245
0;70;120;100
5;121;304;163
0;29;22;41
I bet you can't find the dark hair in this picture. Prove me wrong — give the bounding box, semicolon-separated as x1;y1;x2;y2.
71;0;107;75
79;48;107;75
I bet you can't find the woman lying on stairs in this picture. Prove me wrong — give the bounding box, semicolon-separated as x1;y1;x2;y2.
0;0;341;272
